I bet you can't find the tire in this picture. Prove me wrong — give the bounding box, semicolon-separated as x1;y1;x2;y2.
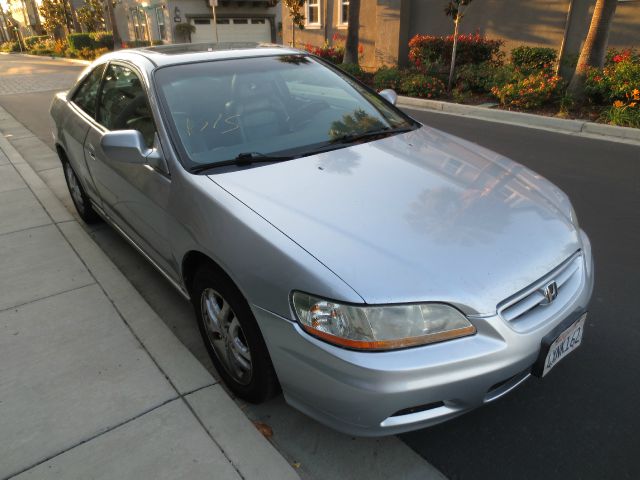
191;266;279;403
62;159;101;224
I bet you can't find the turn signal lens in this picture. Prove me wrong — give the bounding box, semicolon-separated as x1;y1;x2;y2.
291;292;476;351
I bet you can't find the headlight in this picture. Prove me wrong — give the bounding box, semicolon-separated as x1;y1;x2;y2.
291;292;476;351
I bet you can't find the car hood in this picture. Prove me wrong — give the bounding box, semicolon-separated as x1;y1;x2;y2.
208;126;580;314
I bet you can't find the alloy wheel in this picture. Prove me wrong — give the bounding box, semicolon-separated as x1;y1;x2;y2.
201;288;253;385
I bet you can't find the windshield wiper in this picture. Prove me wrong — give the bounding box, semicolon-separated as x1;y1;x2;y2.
190;152;296;173
330;126;415;145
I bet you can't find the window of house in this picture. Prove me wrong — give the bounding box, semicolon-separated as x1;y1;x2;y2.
155;7;166;40
130;8;148;41
339;0;349;25
233;18;248;24
72;64;106;118
306;0;320;26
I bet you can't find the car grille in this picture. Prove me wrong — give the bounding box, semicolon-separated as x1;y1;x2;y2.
497;251;584;332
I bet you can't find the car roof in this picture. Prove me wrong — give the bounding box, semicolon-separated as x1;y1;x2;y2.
112;42;304;68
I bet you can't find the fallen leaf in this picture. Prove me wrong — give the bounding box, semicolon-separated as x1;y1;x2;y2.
253;421;273;438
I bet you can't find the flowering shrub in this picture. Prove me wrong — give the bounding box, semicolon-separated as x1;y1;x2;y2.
399;73;446;99
606;48;640;66
511;46;556;75
373;66;401;90
53;40;67;56
24;35;49;49
303;42;344;64
585;56;640;104
491;71;561;109
76;46;109;60
408;33;503;71
29;38;58;56
602;89;640;128
0;41;21;52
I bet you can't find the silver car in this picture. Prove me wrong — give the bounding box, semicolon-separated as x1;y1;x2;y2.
50;44;594;436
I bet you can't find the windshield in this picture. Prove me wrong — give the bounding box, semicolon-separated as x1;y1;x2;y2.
154;54;415;169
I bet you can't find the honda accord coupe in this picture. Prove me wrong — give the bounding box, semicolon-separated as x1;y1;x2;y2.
50;43;594;436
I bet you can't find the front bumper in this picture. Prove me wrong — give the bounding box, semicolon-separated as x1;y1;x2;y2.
253;234;594;437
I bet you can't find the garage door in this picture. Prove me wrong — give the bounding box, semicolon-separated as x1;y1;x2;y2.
190;18;271;44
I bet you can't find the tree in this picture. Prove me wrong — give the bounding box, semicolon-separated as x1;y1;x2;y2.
282;0;304;47
76;0;104;32
175;22;195;43
342;0;360;64
567;0;618;100
39;0;75;36
104;0;121;49
444;0;473;91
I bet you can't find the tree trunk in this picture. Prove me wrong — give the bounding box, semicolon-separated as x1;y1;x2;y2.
291;17;295;47
567;0;618;99
342;0;360;64
68;0;81;33
105;0;121;50
447;16;460;91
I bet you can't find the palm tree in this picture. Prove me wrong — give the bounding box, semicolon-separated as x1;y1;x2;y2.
567;0;618;99
342;0;360;64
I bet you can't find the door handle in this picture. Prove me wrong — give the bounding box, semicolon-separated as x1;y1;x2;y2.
87;145;96;160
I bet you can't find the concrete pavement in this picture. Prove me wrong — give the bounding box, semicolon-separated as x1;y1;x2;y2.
0;112;298;479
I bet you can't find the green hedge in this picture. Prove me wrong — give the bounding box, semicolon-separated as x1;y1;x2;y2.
408;33;503;70
24;35;49;49
67;33;93;51
89;31;113;49
511;46;557;74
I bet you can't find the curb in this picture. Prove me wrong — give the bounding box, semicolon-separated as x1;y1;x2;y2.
398;95;640;145
0;51;91;66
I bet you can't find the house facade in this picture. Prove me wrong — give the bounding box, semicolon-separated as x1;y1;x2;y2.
282;0;640;70
1;0;45;39
0;0;281;45
110;0;281;45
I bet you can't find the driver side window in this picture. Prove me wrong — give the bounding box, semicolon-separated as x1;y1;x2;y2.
97;64;156;148
72;64;105;117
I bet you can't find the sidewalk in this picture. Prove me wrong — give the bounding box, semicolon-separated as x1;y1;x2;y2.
0;109;298;479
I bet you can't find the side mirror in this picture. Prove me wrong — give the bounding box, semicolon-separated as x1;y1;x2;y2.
101;130;150;164
100;130;166;172
378;89;398;105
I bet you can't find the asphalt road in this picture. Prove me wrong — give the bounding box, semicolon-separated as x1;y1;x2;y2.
1;54;639;480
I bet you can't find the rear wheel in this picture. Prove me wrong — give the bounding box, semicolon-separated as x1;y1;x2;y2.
191;266;279;403
62;160;101;224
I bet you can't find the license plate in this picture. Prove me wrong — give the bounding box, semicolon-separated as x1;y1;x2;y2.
534;313;586;377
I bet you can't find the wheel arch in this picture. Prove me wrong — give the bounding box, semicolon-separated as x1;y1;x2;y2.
54;143;68;163
182;250;238;299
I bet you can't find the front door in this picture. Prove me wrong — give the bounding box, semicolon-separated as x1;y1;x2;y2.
63;63;106;205
84;62;177;278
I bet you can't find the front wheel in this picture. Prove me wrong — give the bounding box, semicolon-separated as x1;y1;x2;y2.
191;266;279;403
